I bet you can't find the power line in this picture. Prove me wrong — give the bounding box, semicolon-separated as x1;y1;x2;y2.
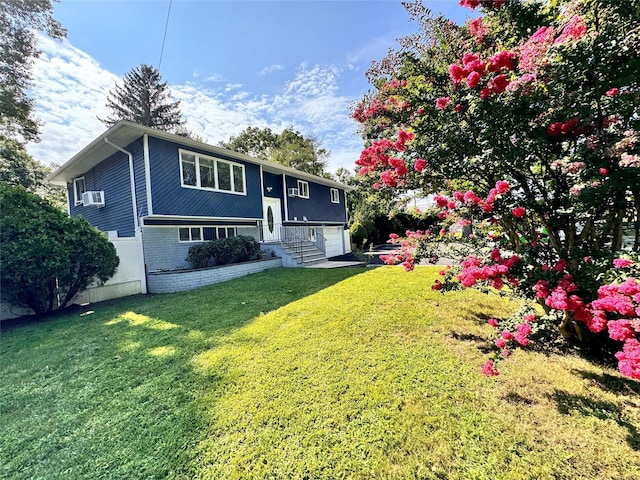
158;0;173;71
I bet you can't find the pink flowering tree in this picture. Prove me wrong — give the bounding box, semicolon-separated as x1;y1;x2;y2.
353;0;640;378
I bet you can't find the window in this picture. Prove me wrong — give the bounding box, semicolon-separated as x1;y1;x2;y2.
178;227;203;242
178;226;237;243
73;177;85;205
308;227;317;242
330;188;340;203
297;180;309;199
179;150;245;194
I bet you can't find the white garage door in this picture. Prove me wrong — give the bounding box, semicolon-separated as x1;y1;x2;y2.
323;227;344;258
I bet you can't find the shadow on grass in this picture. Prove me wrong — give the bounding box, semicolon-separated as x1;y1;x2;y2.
503;391;537;406
447;331;494;353
549;389;640;451
574;369;640;396
1;267;365;479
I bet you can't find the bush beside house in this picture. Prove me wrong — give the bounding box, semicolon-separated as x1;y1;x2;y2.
0;184;119;316
187;235;262;269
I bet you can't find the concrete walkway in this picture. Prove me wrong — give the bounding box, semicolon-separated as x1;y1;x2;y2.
304;260;364;269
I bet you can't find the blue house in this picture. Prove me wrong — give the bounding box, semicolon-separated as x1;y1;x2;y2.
47;121;353;293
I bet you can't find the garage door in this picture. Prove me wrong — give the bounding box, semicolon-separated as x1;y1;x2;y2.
323;227;344;258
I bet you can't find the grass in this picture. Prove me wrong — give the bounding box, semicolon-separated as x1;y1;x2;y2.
1;267;639;479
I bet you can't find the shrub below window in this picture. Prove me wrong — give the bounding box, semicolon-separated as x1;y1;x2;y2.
187;235;261;268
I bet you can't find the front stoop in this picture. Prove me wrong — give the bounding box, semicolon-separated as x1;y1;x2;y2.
262;241;326;267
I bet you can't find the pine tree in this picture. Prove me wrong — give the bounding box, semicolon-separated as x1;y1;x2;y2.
99;63;184;132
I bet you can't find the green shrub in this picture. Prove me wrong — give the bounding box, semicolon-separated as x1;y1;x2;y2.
186;243;211;269
350;222;367;248
0;184;119;316
186;235;261;268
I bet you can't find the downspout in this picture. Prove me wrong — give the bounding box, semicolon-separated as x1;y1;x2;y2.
104;137;148;294
105;137;139;230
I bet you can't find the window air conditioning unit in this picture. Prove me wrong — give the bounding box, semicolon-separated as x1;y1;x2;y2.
287;188;299;197
82;191;105;208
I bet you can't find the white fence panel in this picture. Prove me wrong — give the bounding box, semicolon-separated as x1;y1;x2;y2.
73;237;145;305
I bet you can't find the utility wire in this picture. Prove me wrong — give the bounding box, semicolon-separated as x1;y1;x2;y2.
158;0;173;70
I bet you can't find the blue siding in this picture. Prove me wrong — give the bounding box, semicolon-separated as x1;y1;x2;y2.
132;138;148;217
148;137;263;219
263;172;282;198
67;146;138;237
285;175;346;223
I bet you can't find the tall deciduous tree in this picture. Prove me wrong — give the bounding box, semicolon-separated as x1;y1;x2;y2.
0;0;66;142
220;126;330;176
0;137;65;208
99;63;185;132
354;0;640;377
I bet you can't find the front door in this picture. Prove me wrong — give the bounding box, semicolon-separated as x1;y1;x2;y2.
262;197;282;241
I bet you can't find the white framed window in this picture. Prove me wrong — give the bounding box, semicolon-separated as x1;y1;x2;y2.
179;150;246;194
178;227;203;243
73;177;85;205
297;180;309;199
178;226;238;243
330;188;340;203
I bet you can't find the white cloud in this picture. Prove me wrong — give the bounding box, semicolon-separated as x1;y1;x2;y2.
26;36;119;166
258;64;285;76
27;38;364;174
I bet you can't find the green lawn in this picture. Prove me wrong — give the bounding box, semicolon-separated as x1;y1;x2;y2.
1;267;639;479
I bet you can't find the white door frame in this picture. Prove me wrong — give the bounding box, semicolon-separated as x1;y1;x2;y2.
262;197;282;241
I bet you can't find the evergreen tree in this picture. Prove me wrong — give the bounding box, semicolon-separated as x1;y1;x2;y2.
99;63;185;132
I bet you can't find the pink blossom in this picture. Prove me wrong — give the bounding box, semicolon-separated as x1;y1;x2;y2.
615;338;640;379
436;96;451;110
481;359;500;376
488;318;499;327
462;53;479;66
547;122;563;136
512;207;526;218
459;0;481;10
449;64;467;84
519;26;556;74
414;158;427;172
469;17;488;43
466;71;482;89
432;280;443;291
480;88;491;100
606;88;620;97
501;330;513;340
380;169;397;187
488;51;515;72
608;320;637;341
613;258;633;268
514;335;530;346
434;194;449;208
454;104;463;113
554;15;587;44
495;180;510;194
489;74;509;94
495;337;507;349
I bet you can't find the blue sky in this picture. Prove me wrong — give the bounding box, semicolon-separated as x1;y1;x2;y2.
28;0;471;173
